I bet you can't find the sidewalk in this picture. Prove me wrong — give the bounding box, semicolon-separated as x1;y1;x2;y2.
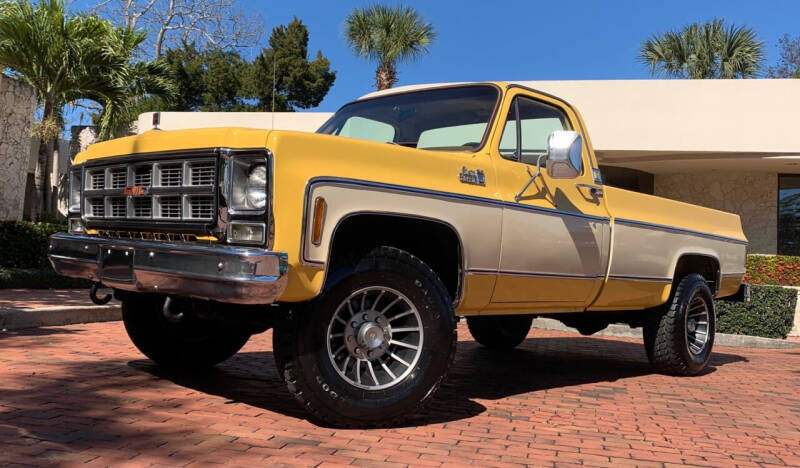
0;289;120;331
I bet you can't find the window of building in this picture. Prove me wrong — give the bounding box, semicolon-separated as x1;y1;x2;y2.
779;175;800;255
498;96;570;165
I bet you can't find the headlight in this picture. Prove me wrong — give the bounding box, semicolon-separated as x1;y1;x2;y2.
225;155;268;213
69;168;82;213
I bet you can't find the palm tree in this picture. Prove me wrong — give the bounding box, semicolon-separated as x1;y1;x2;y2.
640;19;764;79
93;28;176;140
0;0;174;218
345;5;435;90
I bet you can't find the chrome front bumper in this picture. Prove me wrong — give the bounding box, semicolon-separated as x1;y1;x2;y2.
48;233;288;305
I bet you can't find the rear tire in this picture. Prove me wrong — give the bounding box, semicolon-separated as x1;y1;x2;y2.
122;294;251;369
273;246;456;428
466;315;532;349
643;274;715;375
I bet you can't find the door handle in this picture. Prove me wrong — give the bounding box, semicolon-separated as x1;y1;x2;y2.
575;183;604;198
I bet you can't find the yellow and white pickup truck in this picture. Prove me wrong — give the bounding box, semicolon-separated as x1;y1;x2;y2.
50;82;749;427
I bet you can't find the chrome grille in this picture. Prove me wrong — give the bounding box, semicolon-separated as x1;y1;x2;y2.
133;166;152;185
159;164;182;186
87;198;105;217
190;162;215;186
132;197;152;218
108;197;126;217
188;195;214;219
82;157;216;223
157;196;182;219
109;168;127;188
89;171;105;190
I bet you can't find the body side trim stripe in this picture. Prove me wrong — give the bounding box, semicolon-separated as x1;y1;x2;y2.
468;269;673;283
308;177;748;245
615;218;748;245
607;274;673;283
308;176;610;222
721;272;747;277
467;269;603;280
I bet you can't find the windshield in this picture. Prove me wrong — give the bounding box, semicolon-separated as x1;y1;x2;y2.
317;85;500;152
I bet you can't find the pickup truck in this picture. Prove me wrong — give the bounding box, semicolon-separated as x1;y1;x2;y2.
50;82;749;427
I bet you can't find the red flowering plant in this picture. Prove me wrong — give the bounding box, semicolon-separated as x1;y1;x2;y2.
744;255;800;286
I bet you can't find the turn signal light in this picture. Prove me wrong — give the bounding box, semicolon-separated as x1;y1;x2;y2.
311;197;326;245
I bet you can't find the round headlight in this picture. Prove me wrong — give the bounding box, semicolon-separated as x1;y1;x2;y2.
245;164;267;209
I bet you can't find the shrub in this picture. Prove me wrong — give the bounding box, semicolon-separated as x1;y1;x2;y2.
715;285;796;339
0;221;66;269
0;266;91;289
745;254;800;286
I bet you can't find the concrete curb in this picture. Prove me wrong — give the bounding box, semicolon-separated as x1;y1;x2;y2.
531;318;800;349
0;304;121;331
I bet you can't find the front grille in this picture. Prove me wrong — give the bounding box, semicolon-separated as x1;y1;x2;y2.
108;197;126;217
109;168;127;188
188;195;214;219
82;156;216;223
89;171;105;190
132;197;152;218
159;164;183;186
87;198;105;217
158;196;182;219
133;166;151;185
190;162;215;186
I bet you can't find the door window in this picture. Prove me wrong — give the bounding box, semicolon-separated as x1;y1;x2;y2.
498;96;571;165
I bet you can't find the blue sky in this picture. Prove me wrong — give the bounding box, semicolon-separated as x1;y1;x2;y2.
68;0;798;117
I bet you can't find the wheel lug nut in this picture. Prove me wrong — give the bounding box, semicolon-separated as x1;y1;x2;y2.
350;321;358;328
362;314;369;320
354;347;362;355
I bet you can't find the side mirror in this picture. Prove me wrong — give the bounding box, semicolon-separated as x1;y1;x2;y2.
546;131;583;179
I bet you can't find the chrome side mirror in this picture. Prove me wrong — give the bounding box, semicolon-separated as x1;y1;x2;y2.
546;131;583;179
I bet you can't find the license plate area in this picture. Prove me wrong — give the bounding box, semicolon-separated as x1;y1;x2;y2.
100;246;135;283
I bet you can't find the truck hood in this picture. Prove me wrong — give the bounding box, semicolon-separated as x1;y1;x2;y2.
73;127;274;164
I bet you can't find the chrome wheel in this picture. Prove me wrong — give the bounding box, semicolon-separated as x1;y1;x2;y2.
685;293;710;355
326;286;424;390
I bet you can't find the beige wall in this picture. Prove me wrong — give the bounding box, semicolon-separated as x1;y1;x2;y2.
0;76;36;221
654;171;777;254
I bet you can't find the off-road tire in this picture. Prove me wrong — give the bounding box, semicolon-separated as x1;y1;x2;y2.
643;274;715;375
466;315;532;349
122;294;251;369
273;246;457;428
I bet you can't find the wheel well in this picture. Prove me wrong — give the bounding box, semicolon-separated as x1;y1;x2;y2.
674;254;720;293
325;214;463;302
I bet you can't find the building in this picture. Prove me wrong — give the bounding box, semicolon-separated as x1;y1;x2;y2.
139;79;800;255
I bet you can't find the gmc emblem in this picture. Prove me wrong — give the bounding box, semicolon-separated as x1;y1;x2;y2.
124;185;150;196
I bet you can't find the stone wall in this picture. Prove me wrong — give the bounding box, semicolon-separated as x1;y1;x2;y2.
654;171;777;254
0;76;36;221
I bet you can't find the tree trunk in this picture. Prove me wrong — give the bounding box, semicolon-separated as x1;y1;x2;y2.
375;63;398;90
32;98;55;221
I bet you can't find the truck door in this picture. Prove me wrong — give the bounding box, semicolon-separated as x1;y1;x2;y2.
488;89;611;310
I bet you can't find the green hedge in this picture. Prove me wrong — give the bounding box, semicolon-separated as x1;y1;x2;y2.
0;266;92;289
715;285;796;339
745;254;800;286
0;221;66;269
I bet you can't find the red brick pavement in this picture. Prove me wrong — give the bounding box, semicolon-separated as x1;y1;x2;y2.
0;321;798;467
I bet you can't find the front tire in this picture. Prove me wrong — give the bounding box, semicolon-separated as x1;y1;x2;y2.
273;246;457;428
122;294;251;369
466;315;532;349
643;274;715;375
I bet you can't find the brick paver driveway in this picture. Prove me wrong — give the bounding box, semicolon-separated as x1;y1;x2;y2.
1;322;798;467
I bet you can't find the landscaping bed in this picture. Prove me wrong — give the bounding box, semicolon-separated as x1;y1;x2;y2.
716;285;797;339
